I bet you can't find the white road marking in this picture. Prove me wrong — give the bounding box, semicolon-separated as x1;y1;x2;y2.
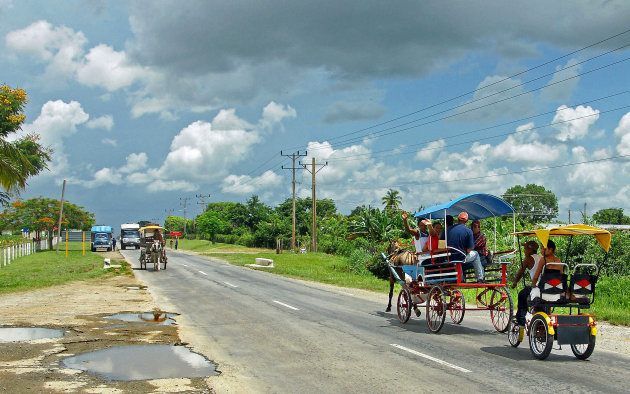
390;344;471;373
224;281;238;288
199;271;208;276
273;300;300;311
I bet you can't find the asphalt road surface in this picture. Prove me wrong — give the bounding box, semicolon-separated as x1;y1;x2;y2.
121;249;630;393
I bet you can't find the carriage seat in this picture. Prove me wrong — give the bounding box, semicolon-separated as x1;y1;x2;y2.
529;269;568;305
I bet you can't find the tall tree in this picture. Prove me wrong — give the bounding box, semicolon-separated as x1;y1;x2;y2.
593;208;630;225
503;184;558;222
0;85;52;201
0;197;94;249
381;189;402;213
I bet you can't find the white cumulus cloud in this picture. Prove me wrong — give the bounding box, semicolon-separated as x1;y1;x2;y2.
552;105;599;142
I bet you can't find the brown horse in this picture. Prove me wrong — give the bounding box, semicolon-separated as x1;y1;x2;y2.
385;239;417;312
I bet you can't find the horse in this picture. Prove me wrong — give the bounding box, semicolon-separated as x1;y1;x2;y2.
385;239;417;312
150;240;163;271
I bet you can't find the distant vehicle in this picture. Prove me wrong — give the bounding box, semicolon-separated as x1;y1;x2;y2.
91;226;113;252
120;223;141;250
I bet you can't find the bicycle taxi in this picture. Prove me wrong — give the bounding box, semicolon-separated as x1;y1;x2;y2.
383;193;517;333
508;224;608;360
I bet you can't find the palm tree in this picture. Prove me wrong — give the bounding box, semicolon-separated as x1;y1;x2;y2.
347;207;402;244
382;189;402;213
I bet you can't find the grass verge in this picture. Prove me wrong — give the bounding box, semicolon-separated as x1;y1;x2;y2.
210;251;391;293
174;239;273;253
0;248;132;294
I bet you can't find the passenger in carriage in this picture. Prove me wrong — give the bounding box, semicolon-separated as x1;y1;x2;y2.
531;239;564;286
510;240;542;326
423;221;443;253
401;211;429;254
471;220;489;266
444;212;486;282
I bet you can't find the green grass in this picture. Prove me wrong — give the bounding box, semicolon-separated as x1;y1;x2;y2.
211;251;391;293
174;239;272;253
0;247;132;294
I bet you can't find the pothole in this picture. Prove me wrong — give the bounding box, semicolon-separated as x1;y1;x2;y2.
0;327;65;342
62;345;218;380
103;312;178;326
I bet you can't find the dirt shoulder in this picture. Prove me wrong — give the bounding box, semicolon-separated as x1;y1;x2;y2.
0;251;214;393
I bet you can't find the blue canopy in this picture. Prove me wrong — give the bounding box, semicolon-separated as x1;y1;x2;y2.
413;193;515;221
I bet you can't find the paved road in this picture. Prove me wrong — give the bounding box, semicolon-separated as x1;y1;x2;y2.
121;249;630;393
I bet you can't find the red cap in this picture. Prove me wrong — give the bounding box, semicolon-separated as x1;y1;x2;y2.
472;220;481;227
458;212;468;222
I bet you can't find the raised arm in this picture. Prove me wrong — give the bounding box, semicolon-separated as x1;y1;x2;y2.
402;211;420;239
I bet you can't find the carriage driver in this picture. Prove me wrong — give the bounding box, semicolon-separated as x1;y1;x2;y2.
401;211;429;254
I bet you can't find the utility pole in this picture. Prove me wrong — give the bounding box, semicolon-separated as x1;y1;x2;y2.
196;194;211;213
179;197;191;235
300;157;327;252
584;202;587;223
568;209;571;224
55;180;66;253
281;150;307;252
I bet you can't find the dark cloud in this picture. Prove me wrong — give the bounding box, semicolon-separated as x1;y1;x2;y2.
129;1;630;80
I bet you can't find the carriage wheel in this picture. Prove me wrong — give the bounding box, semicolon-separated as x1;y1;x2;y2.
529;315;553;360
426;285;446;333
397;289;412;323
571;332;596;360
489;287;513;333
508;318;523;347
449;289;465;324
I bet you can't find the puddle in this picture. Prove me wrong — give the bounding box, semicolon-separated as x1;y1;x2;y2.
62;345;218;380
104;312;177;326
0;327;65;342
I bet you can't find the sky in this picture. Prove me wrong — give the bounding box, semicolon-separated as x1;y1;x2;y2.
2;0;630;229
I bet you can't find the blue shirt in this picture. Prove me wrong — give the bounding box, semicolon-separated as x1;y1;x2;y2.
445;224;473;261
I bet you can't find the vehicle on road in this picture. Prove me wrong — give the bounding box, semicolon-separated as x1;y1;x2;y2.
383;193;517;334
507;224;607;360
120;223;141;250
91;226;113;252
139;224;167;271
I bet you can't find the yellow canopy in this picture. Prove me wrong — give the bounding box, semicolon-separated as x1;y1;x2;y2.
513;224;611;252
138;225;165;232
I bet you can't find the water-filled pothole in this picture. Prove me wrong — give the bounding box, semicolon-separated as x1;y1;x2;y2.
0;327;65;342
104;312;177;326
62;345;218;380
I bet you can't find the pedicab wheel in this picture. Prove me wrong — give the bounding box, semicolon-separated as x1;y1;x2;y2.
529;315;553;360
426;284;446;333
571;333;596;360
507;318;523;347
490;286;513;333
397;289;412;324
449;289;465;324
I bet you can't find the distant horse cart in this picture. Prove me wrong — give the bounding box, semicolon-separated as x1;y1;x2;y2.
139;225;167;271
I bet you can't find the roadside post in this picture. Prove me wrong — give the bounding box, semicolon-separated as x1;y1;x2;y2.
82;232;85;256
65;232;68;258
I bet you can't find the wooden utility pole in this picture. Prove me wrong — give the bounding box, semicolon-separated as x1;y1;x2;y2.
300;157;327;252
179;197;191;235
196;194;211;213
55;180;66;253
281;151;306;252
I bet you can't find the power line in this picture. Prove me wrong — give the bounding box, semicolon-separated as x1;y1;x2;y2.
322;153;630;190
281;28;630;151
325;102;630;163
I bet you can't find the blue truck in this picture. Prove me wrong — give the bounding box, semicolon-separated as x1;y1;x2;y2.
91;225;113;252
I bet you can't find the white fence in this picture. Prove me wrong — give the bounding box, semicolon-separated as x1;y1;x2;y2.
0;238;49;268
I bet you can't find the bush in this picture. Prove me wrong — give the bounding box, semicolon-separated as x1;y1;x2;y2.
366;252;390;280
236;232;255;247
344;248;373;276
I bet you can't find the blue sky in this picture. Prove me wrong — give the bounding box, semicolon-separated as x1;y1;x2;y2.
3;0;630;228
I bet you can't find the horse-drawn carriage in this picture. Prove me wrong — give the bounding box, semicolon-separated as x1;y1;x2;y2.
139;225;167;271
507;225;608;360
383;193;517;333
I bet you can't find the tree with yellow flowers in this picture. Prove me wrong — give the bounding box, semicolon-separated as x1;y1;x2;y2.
0;85;52;204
